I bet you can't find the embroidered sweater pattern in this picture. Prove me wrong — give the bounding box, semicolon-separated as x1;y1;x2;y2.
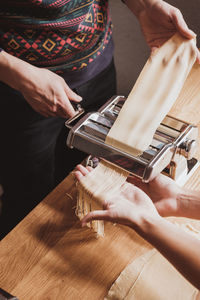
0;0;112;73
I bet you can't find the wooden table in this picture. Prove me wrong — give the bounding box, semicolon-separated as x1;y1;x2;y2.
1;63;200;300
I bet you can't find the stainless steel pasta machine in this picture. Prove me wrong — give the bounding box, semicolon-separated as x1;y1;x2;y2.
66;96;199;185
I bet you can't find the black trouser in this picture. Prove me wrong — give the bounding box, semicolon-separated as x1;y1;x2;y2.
0;60;117;239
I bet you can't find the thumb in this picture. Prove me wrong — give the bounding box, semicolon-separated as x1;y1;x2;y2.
81;210;109;226
195;49;200;64
150;46;158;57
172;9;196;39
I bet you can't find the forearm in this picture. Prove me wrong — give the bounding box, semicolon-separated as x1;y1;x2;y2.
0;50;35;91
134;215;200;289
122;0;161;18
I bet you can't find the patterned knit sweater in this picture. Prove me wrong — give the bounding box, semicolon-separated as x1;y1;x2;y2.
0;0;112;73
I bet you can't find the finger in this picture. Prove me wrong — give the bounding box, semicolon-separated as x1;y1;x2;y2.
81;210;110;226
150;46;158;56
48;104;65;117
76;164;90;176
51;103;57;113
196;49;200;64
40;112;49;117
74;171;83;181
33;97;63;118
37;108;54;118
171;9;196;39
48;91;76;118
26;100;52;118
47;103;68;118
86;166;93;172
64;84;82;102
58;96;76;118
62;97;76;117
120;182;134;192
57;104;75;118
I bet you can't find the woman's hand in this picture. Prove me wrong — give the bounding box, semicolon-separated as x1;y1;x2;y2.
75;163;183;222
128;174;181;217
75;164;160;229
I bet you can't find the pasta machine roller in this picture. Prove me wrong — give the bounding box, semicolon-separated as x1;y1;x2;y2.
66;96;199;185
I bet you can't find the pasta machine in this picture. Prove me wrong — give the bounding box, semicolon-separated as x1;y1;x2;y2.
66;96;199;185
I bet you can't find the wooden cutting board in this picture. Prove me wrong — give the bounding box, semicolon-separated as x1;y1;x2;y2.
0;62;200;300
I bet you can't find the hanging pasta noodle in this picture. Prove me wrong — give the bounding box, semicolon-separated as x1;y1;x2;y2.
76;160;129;237
76;33;197;237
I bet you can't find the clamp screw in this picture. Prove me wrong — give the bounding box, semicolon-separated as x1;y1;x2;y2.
180;139;197;160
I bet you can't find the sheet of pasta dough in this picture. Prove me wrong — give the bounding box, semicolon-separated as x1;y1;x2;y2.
106;33;197;156
105;249;199;300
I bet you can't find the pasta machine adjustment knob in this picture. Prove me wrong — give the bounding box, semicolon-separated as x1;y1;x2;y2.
179;139;197;160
